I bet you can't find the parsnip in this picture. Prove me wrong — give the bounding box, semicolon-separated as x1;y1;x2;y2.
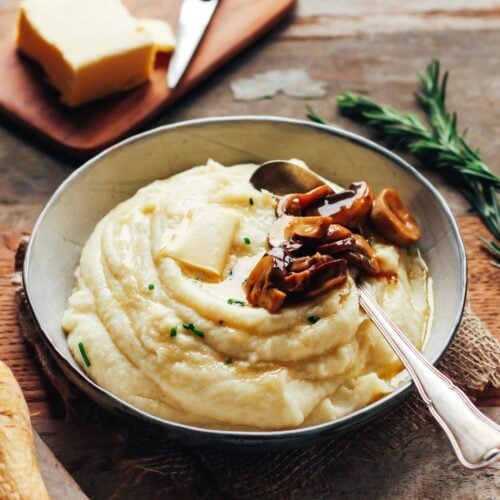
0;360;49;500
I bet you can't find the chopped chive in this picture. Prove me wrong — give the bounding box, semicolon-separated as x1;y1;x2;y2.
228;269;233;276
225;357;233;364
227;298;246;306
78;342;91;367
249;197;254;206
182;323;204;338
170;326;177;337
192;327;204;338
243;237;251;245
148;283;155;291
307;315;321;324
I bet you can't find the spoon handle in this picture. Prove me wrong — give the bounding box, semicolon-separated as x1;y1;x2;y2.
358;283;500;469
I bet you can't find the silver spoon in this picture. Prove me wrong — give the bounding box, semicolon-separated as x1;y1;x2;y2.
251;160;500;470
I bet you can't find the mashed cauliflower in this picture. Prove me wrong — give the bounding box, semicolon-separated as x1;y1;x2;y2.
62;160;430;430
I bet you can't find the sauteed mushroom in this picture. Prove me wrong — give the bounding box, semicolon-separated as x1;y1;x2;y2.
335;235;380;274
268;215;332;247
245;248;291;313
276;185;333;217
318;231;380;274
370;188;421;247
245;180;417;313
283;256;347;299
277;183;373;228
306;181;373;227
323;224;352;242
245;250;348;312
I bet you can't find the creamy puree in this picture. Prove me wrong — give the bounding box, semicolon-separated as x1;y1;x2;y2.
62;160;431;430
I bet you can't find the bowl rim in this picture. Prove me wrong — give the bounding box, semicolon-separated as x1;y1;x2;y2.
23;115;467;441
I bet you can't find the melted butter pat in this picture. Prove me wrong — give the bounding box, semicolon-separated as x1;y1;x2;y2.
201;254;263;301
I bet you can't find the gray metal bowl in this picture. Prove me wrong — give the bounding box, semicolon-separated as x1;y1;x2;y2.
24;117;466;450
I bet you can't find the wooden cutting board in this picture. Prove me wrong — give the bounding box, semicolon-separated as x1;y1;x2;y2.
0;0;295;158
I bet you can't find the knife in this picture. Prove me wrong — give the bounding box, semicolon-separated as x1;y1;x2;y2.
167;0;220;89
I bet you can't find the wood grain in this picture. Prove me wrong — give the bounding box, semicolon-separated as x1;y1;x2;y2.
287;0;500;39
0;0;295;157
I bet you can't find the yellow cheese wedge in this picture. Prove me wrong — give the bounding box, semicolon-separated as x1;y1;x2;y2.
160;208;241;278
16;0;173;107
139;19;176;53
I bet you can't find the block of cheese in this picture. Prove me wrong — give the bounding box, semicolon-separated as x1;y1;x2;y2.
160;207;241;278
16;0;174;107
138;19;176;53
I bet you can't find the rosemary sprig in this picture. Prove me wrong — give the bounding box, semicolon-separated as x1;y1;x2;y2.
306;105;328;125
478;236;500;269
308;61;500;244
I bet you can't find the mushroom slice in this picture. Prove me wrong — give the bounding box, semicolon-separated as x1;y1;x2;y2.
318;234;380;274
342;251;380;274
269;215;332;248
288;253;331;273
317;237;358;256
306;181;374;227
285;216;332;240
302;273;348;299
351;234;381;274
323;224;353;242
245;248;291;313
299;259;348;299
276;185;333;216
370;188;421;247
283;256;347;298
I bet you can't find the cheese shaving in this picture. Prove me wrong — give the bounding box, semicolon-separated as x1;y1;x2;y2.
231;69;327;101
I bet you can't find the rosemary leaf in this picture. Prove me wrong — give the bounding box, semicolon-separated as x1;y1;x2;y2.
306;104;328;125
479;236;500;266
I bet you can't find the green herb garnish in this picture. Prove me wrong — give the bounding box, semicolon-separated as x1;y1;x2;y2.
225;357;233;364
243;237;251;245
227;298;246;306
170;326;177;337
192;327;204;338
78;342;91;367
249;197;254;206
306;105;329;125
307;315;320;324
308;60;500;250
148;283;155;291
479;236;500;269
183;323;205;338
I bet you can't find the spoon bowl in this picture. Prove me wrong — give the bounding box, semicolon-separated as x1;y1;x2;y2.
250;160;326;195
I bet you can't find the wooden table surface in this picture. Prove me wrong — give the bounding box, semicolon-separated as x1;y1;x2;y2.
1;0;499;498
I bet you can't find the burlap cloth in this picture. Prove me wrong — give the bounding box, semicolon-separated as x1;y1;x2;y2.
13;237;500;498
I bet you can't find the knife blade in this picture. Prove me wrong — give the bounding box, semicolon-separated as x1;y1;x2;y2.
167;0;219;89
